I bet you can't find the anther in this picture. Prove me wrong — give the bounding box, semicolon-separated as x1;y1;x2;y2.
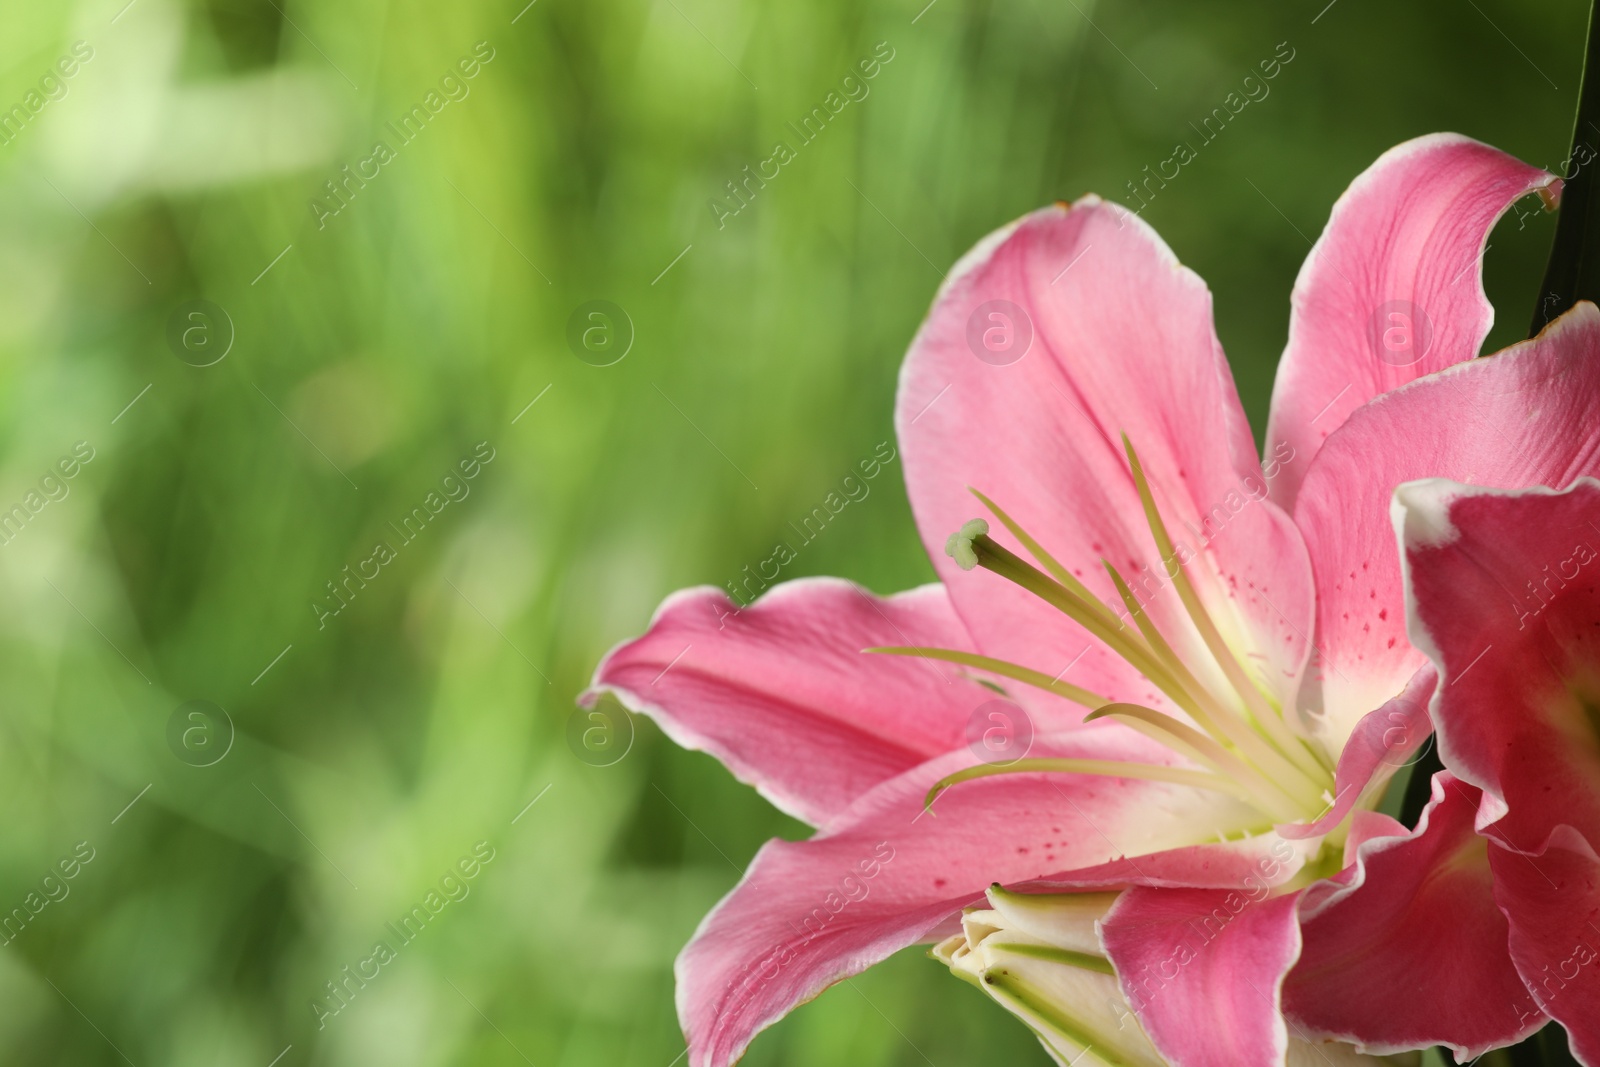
945;518;990;571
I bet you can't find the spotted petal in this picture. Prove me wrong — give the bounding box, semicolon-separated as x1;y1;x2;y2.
897;200;1315;737
1293;301;1600;752
675;727;1297;1067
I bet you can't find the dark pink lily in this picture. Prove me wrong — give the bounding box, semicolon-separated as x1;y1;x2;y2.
585;134;1599;1066
1380;477;1600;1064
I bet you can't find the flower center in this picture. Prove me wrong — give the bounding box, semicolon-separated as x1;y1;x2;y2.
877;436;1335;828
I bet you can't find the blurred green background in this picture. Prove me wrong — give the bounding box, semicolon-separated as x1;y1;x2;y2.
0;0;1584;1063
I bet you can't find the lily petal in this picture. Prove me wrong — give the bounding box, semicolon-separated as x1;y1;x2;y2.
1098;885;1302;1067
1265;133;1555;509
940;890;1394;1067
675;727;1284;1067
897;199;1314;725
1292;301;1600;752
1284;773;1545;1060
585;579;998;827
1341;810;1408;865
1394;476;1600;1061
1394;477;1600;860
1279;666;1434;841
1487;839;1600;1065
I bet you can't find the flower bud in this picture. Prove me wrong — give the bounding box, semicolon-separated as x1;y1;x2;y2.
933;886;1411;1067
932;887;1163;1066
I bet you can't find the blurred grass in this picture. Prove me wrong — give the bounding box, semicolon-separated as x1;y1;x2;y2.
0;0;1584;1063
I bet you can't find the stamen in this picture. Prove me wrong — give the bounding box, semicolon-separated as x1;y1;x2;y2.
1104;558;1326;804
942;479;1338;826
952;531;1202;717
925;758;1256;810
1121;437;1330;785
946;519;991;571
1085;704;1308;821
970;488;1128;636
1101;560;1235;745
867;646;1109;709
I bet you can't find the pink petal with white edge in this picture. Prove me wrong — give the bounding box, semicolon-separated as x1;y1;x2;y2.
1488;839;1600;1065
1284;773;1544;1059
1340;810;1406;866
1292;301;1600;753
1394;477;1600;857
585;579;1000;828
676;726;1291;1067
1265;133;1555;510
1279;666;1434;841
1395;477;1600;1062
897;200;1314;726
1098;885;1303;1067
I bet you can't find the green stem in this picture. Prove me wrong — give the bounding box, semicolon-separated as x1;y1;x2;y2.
1531;0;1600;335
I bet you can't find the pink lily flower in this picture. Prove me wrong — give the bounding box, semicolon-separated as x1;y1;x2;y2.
585;133;1596;1066
1383;477;1600;1064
